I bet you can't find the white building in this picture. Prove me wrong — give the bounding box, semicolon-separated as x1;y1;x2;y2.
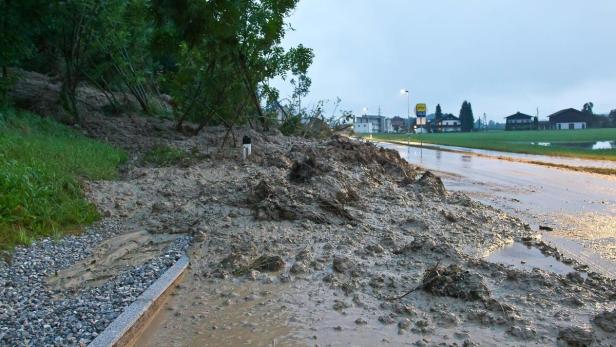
354;115;393;133
354;122;373;134
435;114;461;132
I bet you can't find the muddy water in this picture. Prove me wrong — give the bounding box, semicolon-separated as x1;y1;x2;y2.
380;142;616;277
388;140;616;169
134;278;300;347
134;270;542;347
487;242;580;275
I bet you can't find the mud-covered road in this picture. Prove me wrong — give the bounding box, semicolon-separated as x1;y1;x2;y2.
380;142;616;278
131;135;616;347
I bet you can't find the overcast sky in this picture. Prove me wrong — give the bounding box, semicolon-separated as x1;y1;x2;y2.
275;0;616;121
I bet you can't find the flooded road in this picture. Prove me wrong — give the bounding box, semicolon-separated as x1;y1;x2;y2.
384;140;616;170
380;142;616;276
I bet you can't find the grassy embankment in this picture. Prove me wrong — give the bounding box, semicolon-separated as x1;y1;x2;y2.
371;129;616;161
0;108;126;250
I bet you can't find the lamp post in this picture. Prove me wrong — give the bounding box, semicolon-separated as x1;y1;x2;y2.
400;89;410;145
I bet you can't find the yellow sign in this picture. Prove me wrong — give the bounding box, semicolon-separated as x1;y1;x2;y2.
415;103;427;116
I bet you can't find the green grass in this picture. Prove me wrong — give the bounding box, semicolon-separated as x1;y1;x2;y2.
370;128;616;161
142;145;194;167
0;108;126;250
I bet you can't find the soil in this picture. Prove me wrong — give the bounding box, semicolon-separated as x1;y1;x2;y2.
73;115;614;346
10;72;616;346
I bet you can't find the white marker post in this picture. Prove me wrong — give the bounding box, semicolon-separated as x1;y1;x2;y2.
242;135;252;160
415;103;427;160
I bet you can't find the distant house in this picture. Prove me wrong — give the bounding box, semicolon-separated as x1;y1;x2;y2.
505;112;536;131
435;114;461;132
548;108;590;130
354;122;373;134
354;114;393;134
390;116;408;132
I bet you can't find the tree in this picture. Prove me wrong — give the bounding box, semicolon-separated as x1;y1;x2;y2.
47;0;131;123
151;0;313;132
435;104;442;120
0;0;45;104
459;101;474;132
582;102;594;115
609;109;616;126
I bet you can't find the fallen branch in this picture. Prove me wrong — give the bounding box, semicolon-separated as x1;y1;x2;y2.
384;261;441;301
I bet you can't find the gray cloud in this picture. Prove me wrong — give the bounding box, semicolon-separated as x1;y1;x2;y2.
275;0;616;121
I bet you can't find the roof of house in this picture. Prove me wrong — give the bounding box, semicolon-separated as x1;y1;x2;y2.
548;108;590;123
439;114;459;121
357;114;387;121
506;112;533;120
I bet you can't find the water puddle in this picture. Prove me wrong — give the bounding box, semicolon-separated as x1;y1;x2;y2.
486;242;581;275
530;140;615;150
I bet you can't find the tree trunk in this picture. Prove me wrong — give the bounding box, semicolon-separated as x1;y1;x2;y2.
1;66;7;102
236;51;267;130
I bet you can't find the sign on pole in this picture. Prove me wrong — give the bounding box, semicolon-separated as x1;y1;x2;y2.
415;103;427;125
415;103;427;116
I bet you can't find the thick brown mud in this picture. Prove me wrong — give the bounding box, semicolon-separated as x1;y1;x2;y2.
381;142;616;278
127;137;616;346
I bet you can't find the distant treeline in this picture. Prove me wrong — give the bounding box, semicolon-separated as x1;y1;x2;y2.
0;0;313;131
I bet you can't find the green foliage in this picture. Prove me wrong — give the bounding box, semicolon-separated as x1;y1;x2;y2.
152;0;314;131
0;107;126;250
435;104;442;119
279;114;302;136
459;101;474;132
277;97;354;138
582;102;594;115
142;145;195;167
1;0;313;128
0;0;44;103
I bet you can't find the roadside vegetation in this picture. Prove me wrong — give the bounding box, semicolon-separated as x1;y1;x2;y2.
0;0;327;250
0;108;126;250
0;0;314;133
142;145;204;167
371;128;616;161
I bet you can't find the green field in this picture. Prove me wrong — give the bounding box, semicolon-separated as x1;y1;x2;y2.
370;128;616;161
0;108;126;250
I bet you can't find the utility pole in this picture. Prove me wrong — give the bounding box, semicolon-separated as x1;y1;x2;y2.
400;89;410;144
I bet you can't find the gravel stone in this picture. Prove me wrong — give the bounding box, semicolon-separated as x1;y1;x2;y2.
0;219;190;347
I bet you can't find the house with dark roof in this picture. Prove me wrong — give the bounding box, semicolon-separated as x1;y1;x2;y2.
548;108;591;130
435;114;461;132
505;112;536;131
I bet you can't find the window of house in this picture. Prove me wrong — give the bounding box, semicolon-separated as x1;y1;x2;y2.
569;123;574;130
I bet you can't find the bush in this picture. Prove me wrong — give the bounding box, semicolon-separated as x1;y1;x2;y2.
0;108;126;250
142;145;192;167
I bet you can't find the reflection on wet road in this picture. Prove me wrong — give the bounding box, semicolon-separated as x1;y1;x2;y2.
380;142;616;276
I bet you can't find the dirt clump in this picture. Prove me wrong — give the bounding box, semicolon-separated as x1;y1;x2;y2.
332;255;356;275
557;326;595;347
289;156;325;183
417;170;447;196
593;309;616;333
422;264;490;301
251;255;285;272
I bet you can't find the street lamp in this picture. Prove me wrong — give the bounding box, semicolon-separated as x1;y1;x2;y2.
400;89;410;147
400;89;410;132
